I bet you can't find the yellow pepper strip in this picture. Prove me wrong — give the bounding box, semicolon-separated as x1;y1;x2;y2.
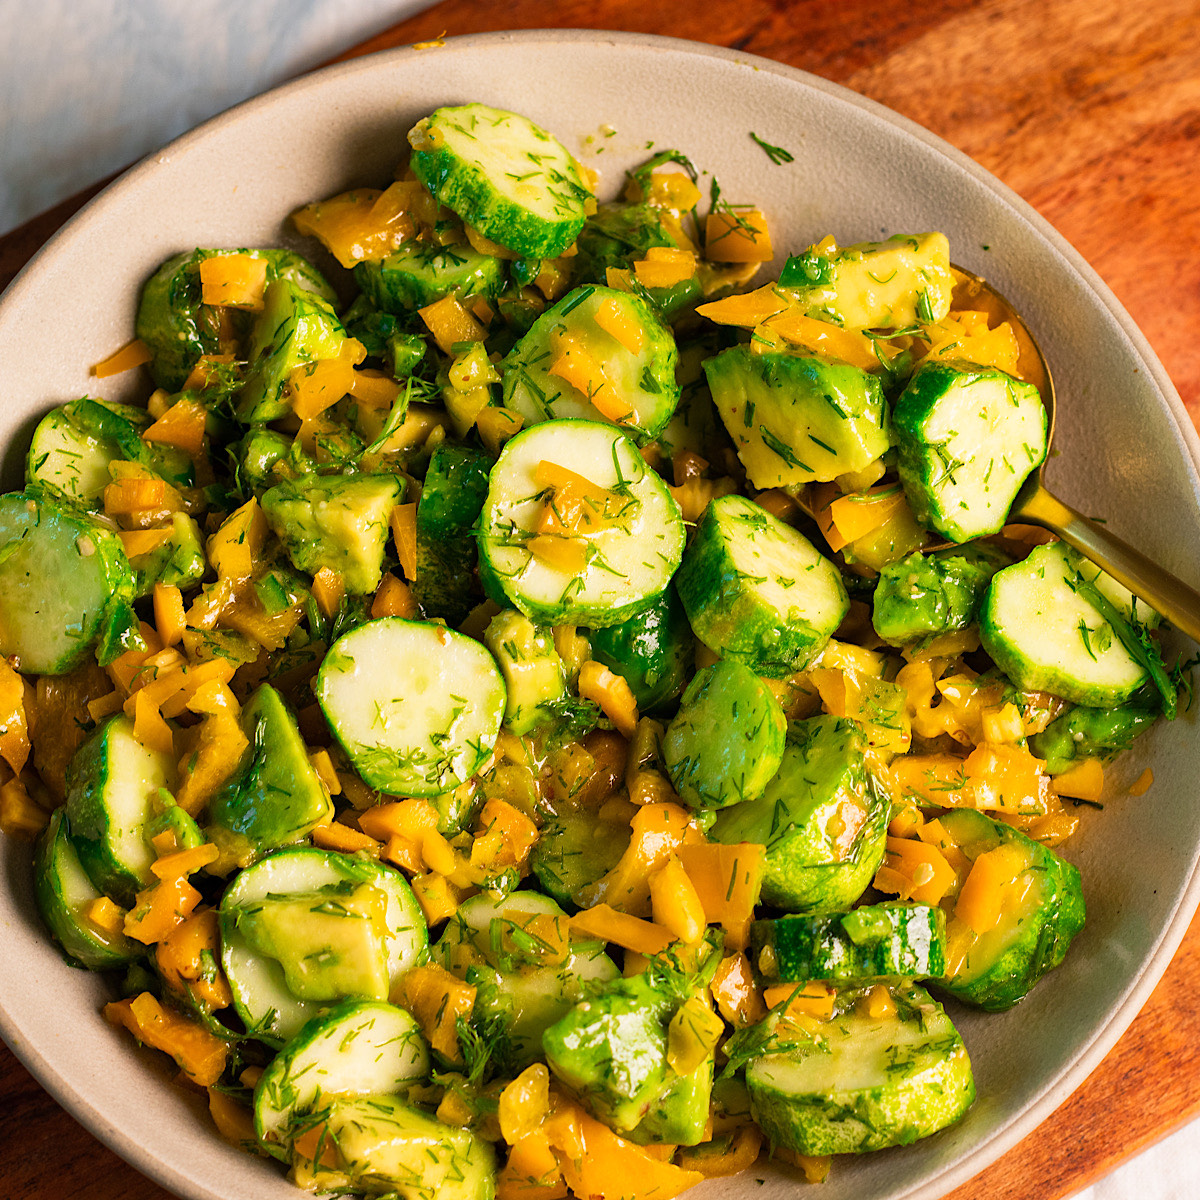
476;405;524;456
676;1125;764;1178
667;995;725;1075
91;338;153;378
307;749;341;795
528;534;588;573
1052;757;1105;802
774;1148;833;1182
207;1087;260;1149
390;502;418;580
471;797;539;873
131;690;174;757
1129;767;1155;797
420;296;485;355
104;992;228;1086
954;843;1029;935
207;498;268;583
497;1128;568;1200
547;335;634;422
649;854;707;944
0;777;48;839
764;981;837;1022
396;964;475;1063
118;528;173;559
758;309;881;370
151;843;220;880
0;659;31;775
874;836;958;905
84;896;127;937
711;952;767;1028
153;583;186;648
104;476;167;516
860;983;897;1021
156;908;234;1012
371;573;418;619
696;283;787;328
311;821;380;857
287;353;359;421
292;188;417;268
592;295;645;354
199;254;268;310
182;353;235;392
175;710;248;816
124;873;202;944
142;397;208;457
310;567;345;620
632;248;697;289
676;842;765;951
577;661;639;739
704;208;773;263
410;871;468;926
570;904;674;956
499;1063;552;1144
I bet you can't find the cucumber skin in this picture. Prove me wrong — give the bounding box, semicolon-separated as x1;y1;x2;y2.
936;810;1086;1011
1030;703;1159;775
747;985;975;1155
411;105;588;260
751;904;947;984
34;809;141;971
531;809;631;907
588;585;694;713
354;243;505;314
136;248;337;391
892;359;1047;544
675;495;848;678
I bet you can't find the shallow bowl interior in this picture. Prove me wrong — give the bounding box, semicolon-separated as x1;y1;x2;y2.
1;29;1199;1200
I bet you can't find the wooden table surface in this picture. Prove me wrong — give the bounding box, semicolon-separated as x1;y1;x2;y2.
3;1;1200;1197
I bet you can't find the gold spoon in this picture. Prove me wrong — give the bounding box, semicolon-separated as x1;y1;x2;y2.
952;265;1200;644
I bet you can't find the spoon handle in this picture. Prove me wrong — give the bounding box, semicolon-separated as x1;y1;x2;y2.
1012;483;1200;643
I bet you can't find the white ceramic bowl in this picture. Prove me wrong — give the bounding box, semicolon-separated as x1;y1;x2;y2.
2;29;1199;1200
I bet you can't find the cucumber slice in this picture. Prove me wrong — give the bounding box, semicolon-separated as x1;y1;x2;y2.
571;201;675;286
33;809;141;970
236;278;347;423
935;808;1086;1011
409;103;589;259
893;359;1048;543
705;347;891;488
437;891;619;1072
136;247;337;391
25;406;117;506
0;491;138;675
777;232;954;330
530;807;632;908
317;618;506;797
64;713;176;907
298;1094;495;1200
254;999;429;1161
712;716;888;912
477;419;685;628
872;544;1010;646
662;659;786;809
587;584;694;713
746;983;974;1154
751;903;946;984
219;847;427;1047
675;493;848;678
262;473;403;595
412;443;491;624
67;398;194;488
354;241;505;313
206;685;333;862
1029;702;1159;775
482;608;567;736
502;285;680;443
980;541;1149;706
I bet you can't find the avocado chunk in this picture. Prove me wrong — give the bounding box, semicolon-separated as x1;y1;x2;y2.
663;659;786;809
776;232;954;330
705;346;891;489
235;880;391;1001
207;684;333;859
127;512;207;598
1029;702;1159;775
483;608;567;736
262;473;403;595
237;277;348;423
872;544;1010;646
531;807;632;908
711;715;888;911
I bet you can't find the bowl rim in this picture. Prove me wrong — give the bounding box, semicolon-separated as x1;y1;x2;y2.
3;25;1199;1200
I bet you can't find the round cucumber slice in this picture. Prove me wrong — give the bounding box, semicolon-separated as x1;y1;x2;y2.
409;103;589;259
354;241;505;313
254;999;429;1161
893;358;1048;544
25;407;117;507
751;903;947;984
502;285;680;443
980;541;1149;706
316;618;505;797
220;847;427;1047
712;715;888;912
934;808;1086;1011
746;983;975;1155
663;659;786;809
477;419;685;628
0;491;137;675
531;808;632;908
33;809;141;970
64;713;177;907
675;493;848;678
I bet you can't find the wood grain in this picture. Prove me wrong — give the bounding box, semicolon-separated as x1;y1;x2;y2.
3;1;1200;1198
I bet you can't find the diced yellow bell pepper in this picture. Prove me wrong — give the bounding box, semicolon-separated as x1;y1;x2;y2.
199;254;268;310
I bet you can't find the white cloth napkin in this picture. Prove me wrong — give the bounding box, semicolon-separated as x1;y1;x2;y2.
0;0;432;233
